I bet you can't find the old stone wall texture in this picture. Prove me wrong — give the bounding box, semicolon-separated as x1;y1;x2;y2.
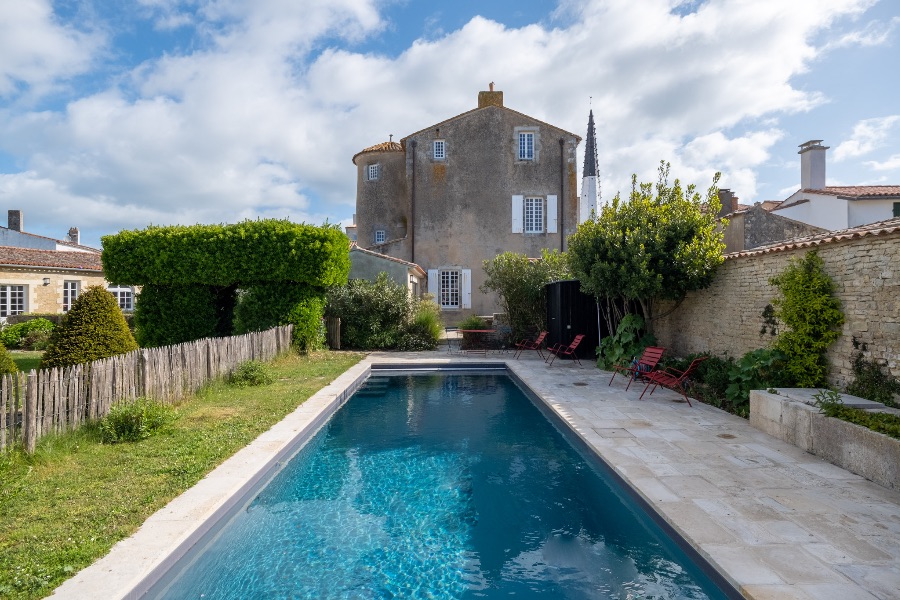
653;230;899;386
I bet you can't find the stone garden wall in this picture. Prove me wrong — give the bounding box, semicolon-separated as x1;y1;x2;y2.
653;224;900;387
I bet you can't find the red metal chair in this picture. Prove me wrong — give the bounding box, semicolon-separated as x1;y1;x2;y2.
609;346;666;390
545;334;585;366
638;356;709;406
513;330;548;359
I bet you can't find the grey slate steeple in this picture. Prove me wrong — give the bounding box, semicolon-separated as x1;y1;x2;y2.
583;109;599;178
579;109;601;222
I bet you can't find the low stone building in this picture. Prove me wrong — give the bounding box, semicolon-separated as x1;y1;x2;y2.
348;243;426;298
352;86;581;322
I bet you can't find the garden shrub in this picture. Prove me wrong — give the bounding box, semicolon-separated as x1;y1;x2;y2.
846;350;899;408
0;318;54;349
228;360;276;387
724;348;788;417
0;343;18;375
397;297;443;351
233;283;326;353
326;273;439;350
597;314;655;370
769;250;844;387
134;284;228;348
41;286;139;368
99;398;177;443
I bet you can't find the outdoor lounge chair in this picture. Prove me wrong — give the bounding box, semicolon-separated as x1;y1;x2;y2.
514;330;548;359
609;346;666;390
638;355;709;406
545;334;585;366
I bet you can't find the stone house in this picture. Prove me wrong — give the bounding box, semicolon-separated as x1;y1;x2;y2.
0;210;134;319
352;86;582;323
348;243;426;297
771;140;900;230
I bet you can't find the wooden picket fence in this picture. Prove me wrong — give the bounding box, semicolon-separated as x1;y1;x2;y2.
0;326;293;454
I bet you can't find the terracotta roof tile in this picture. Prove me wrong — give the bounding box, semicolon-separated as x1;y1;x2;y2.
351;141;404;164
725;217;900;260
801;186;900;198
0;246;103;271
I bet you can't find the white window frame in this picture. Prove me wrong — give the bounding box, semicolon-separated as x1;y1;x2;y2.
518;132;535;161
367;164;380;181
0;285;25;317
433;140;446;160
375;230;386;244
63;280;80;312
427;269;471;310
440;270;460;309
524;197;544;233
107;286;134;312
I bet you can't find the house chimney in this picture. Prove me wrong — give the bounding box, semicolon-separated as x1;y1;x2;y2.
7;210;22;232
478;83;503;109
717;189;738;218
799;140;828;190
68;227;80;245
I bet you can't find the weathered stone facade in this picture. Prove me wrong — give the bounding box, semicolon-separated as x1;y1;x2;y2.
653;224;900;386
353;89;580;323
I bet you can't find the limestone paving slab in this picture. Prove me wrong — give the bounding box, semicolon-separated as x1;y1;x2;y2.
51;350;900;600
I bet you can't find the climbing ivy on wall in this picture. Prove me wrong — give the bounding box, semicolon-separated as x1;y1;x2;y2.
102;220;349;349
769;250;844;387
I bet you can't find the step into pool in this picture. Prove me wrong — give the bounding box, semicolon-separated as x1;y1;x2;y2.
148;372;734;599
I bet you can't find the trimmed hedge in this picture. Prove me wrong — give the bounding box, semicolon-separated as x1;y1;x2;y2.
233;283;326;353
133;284;232;348
41;286;138;368
101;220;350;287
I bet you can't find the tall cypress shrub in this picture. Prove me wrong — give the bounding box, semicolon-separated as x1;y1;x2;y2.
41;286;139;368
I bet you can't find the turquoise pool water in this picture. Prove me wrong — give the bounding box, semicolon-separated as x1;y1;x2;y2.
154;373;730;599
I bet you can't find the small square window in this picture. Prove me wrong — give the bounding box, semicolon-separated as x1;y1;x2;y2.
518;132;535;160
375;230;386;244
433;140;446;160
367;164;380;181
107;286;134;312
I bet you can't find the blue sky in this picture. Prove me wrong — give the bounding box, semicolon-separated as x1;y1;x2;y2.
0;0;898;248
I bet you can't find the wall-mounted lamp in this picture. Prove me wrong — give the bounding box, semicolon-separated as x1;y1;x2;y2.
42;277;50;286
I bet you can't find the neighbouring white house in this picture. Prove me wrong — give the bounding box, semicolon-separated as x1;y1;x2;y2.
772;140;900;230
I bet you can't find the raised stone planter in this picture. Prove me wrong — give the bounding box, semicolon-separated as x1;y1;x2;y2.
750;388;900;491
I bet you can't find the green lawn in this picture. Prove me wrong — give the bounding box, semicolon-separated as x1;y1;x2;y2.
9;351;42;373
0;350;364;600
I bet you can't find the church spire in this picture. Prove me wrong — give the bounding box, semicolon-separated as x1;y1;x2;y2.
583;109;599;178
579;108;601;223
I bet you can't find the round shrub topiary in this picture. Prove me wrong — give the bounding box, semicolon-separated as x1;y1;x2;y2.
41;286;139;368
0;342;18;375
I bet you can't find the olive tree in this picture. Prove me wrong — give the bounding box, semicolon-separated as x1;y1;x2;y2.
568;161;724;334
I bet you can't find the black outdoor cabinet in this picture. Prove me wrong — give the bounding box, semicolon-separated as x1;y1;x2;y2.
544;280;601;360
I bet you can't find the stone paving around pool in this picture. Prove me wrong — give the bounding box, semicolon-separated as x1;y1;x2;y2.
52;349;900;600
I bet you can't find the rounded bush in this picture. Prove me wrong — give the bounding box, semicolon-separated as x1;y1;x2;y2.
0;342;18;375
227;360;275;387
41;286;139;368
99;398;177;443
0;318;55;349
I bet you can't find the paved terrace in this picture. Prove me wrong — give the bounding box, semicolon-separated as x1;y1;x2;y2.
53;350;900;599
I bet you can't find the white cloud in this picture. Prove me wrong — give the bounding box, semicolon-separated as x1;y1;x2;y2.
821;15;900;50
833;115;900;160
865;154;900;171
0;0;104;98
0;0;886;246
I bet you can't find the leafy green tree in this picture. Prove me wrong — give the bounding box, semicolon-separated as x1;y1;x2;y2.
41;286;139;368
480;249;571;340
568;161;724;333
770;250;843;387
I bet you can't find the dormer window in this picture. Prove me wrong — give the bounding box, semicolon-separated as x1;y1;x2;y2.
367;164;380;181
433;140;446;160
518;132;534;161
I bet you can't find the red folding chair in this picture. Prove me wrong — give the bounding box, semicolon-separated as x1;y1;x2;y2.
639;356;709;406
545;334;585;366
513;330;548;360
609;346;666;390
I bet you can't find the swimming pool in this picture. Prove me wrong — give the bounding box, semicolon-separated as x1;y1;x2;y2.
149;371;733;599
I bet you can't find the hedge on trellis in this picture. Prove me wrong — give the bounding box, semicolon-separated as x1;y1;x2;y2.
102;220;349;348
